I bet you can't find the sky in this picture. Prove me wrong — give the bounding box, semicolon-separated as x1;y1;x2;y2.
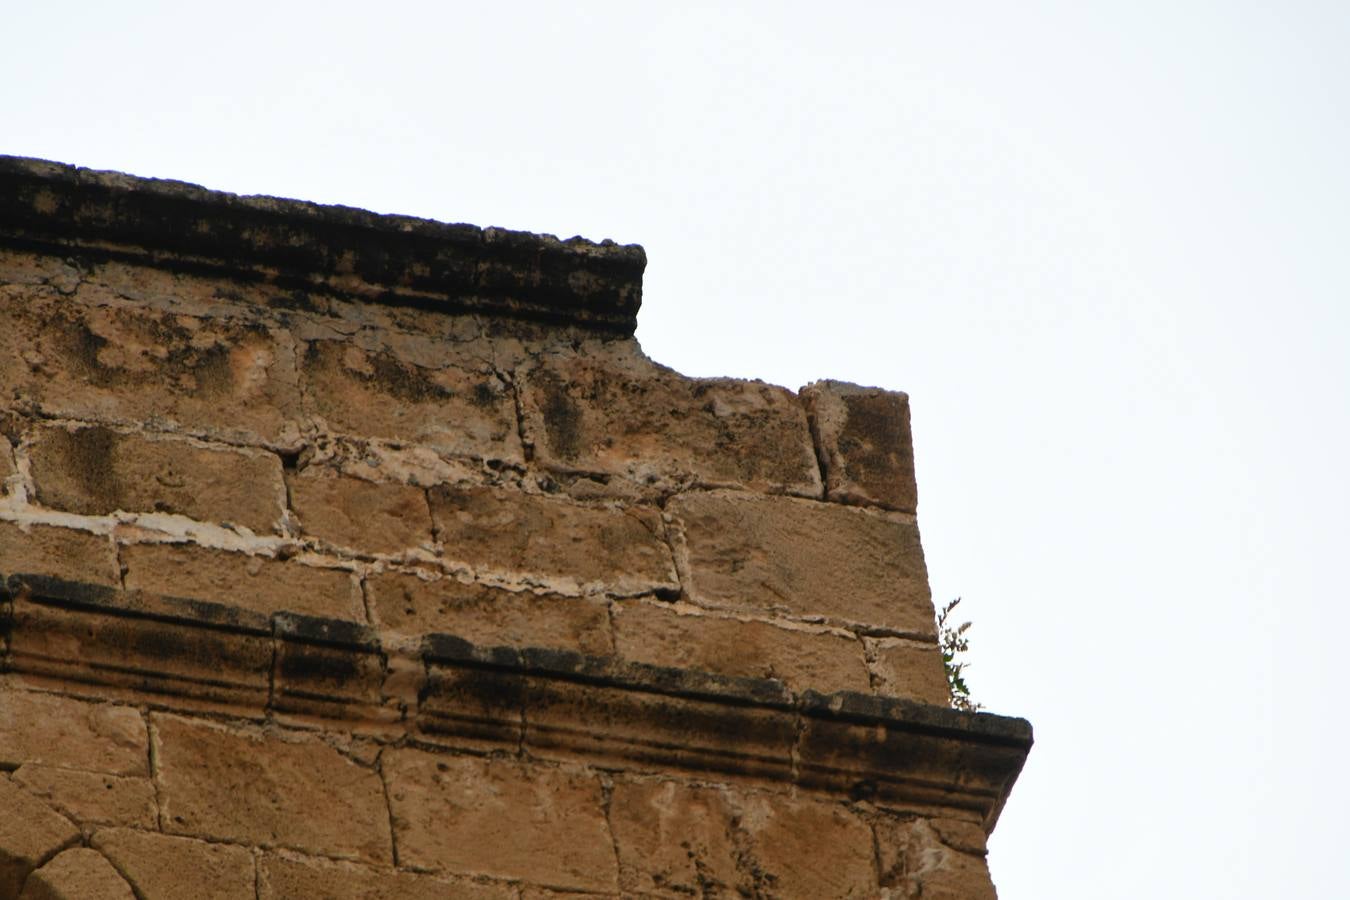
5;3;1349;896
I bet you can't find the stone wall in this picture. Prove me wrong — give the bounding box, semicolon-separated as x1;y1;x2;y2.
0;157;1029;898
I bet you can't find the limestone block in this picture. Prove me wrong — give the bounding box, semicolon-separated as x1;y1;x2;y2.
18;847;135;900
668;491;934;635
288;471;433;555
0;776;81;898
608;779;746;896
12;765;157;828
0;291;301;447
0;687;147;775
28;425;286;533
867;637;951;705
91;828;256;900
121;542;365;621
874;816;997;899
301;339;523;463
270;615;391;723
0;522;120;587
520;347;821;495
801;380;918;512
611;601;871;695
153;714;392;864
0;433;15;491
383;749;618;892
259;852;515;900
367;570;613;656
732;792;876;898
427;485;677;596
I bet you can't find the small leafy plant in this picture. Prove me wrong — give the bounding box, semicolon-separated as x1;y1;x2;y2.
937;598;981;711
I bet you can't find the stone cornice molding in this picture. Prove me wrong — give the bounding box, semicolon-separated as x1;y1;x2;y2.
1;573;1031;833
0;155;645;333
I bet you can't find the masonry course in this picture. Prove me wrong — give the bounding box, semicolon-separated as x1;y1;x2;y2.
0;155;1027;898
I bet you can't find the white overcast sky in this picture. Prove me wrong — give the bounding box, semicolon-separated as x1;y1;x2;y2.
6;3;1348;897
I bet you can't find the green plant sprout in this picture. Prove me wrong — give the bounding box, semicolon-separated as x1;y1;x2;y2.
937;598;982;712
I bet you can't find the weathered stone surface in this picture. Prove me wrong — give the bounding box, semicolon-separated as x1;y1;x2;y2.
121;542;365;621
0;775;81;898
427;485;676;595
289;471;433;555
259;852;514;900
0;687;147;775
0;433;15;491
520;347;821;495
301;339;523;463
368;570;613;655
18;847;135;900
92;828;256;900
384;749;618;892
802;380;918;512
12;765;157;829
0;522;119;586
875;816;997;899
611;600;870;695
153;714;392;863
608;779;745;896
867;637;951;705
733;792;876;898
669;491;934;634
0;291;301;447
28;425;286;533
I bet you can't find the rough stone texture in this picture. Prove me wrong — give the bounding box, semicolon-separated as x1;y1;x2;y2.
384;749;619;892
733;792;877;898
0;433;15;490
368;570;613;655
868;636;951;705
27;424;286;533
121;541;365;621
669;491;934;634
802;380;918;512
153;714;392;864
520;346;821;495
427;485;676;595
875;817;998;900
301;338;523;463
18;847;135;900
0;522;120;586
608;779;745;896
12;765;157;829
288;471;433;555
0;687;147;776
0;775;81;898
0;291;301;447
259;852;514;900
92;828;256;900
611;600;871;695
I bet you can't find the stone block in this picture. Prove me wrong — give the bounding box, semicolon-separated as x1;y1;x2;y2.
12;764;157;829
271;614;391;724
18;846;135;900
153;714;393;863
0;522;120;587
416;652;524;750
368;570;613;656
0;775;81;898
732;792;876;898
874;816;997;899
301;339;523;463
122;542;365;622
520;348;821;495
802;380;918;512
427;485;676;596
383;749;618;892
669;491;934;635
0;291;301;447
608;779;745;896
0;434;15;491
27;425;286;533
611;600;870;695
0;686;147;775
867;636;951;705
92;828;256;900
288;472;433;555
259;852;515;900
